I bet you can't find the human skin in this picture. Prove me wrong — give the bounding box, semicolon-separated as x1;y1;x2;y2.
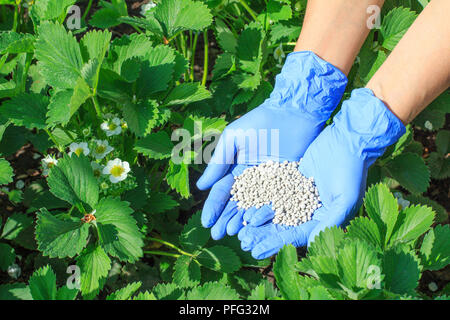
366;0;450;124
295;0;386;75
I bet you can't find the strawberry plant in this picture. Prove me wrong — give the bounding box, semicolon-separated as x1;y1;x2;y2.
0;0;448;301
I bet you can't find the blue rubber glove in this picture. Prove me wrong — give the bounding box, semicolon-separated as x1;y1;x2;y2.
238;88;406;259
196;51;348;240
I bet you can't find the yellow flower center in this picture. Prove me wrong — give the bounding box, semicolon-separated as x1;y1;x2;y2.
109;123;117;131
110;165;125;177
48;162;55;168
75;148;84;156
95;145;106;154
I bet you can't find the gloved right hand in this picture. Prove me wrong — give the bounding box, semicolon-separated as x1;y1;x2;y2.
196;51;348;240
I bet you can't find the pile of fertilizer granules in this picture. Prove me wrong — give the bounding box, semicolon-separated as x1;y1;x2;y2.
230;160;321;226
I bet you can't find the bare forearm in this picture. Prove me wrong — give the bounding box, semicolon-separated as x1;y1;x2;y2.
367;0;450;124
295;0;385;75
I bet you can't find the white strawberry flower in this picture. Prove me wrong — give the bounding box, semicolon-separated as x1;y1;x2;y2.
69;142;90;157
101;117;122;137
91;162;104;178
393;192;410;210
42;155;58;176
424;120;433;131
92;140;114;160
102;158;131;183
141;1;157;15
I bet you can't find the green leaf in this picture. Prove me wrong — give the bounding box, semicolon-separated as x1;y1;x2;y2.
47;154;99;209
212;53;235;81
404;194;447;223
134;131;174;159
153;0;213;38
89;0;128;29
414;91;449;131
95;197;143;263
122;100;158;137
1;213;33;240
232;72;261;91
390;205;435;246
420;224;450;271
0;32;34;54
35;208;89;258
165;160;190;198
133;291;157;300
77;244;111;300
35;21;83;89
186;282;239;300
81;29;112;64
0;93;48;130
196;245;241;273
173;255;201;288
270;22;302;43
0;158;13;185
56;286;78;300
383;247;421;294
273;244;302;299
267;0;292;22
248;279;280;300
386;153;430;194
152;282;185;300
436;130;450;155
364;183;399;245
144;191;179;214
110;33;154;74
106;282;142;300
309;226;345;259
0;243;15;271
346;217;383;251
237;23;265;74
164;83;211;106
179;211;210;252
28;265;57;300
381;7;417;50
336;240;382;295
30;0;77;23
427;152;450;180
0;283;32;300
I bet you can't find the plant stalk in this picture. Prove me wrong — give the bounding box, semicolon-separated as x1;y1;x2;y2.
238;0;258;21
82;0;94;21
201;30;208;86
147;237;193;257
144;251;181;258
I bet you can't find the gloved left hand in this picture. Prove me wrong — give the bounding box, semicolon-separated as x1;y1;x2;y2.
238;88;406;259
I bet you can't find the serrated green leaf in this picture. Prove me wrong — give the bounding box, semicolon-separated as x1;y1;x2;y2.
89;0;128;28
122;100;158;137
0;283;32;300
427;152;450;180
180;210;210;251
386;153;430;194
212;53;235;81
346;217;383;251
133;291;157;300
95;197;143;263
28;265;57;300
232;72;261;91
0;32;34;54
81;29;112;63
237;23;264;74
186;282;239;300
47;154;99;209
35;208;89;258
152;282;185;300
273;244;302;299
110;33;154;74
381;7;417;50
164;83;211;106
153;0;213;38
134;131;174;159
390;205;435;245
0;158;13;185
1;213;33;240
173;255;201;288
436;130;449;155
55;285;78;300
0;243;15;271
309;226;345;259
196;245;241;273
35;21;82;89
420;224;450;271
248;279;280;300
144;191;178;214
404;194;447;223
165;160;190;198
270;22;302;43
267;0;292;22
0;93;48;129
364;183;399;245
106;282;142;300
383;247;421;294
30;0;77;23
336;240;382;294
77;244;111;300
216;22;237;53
